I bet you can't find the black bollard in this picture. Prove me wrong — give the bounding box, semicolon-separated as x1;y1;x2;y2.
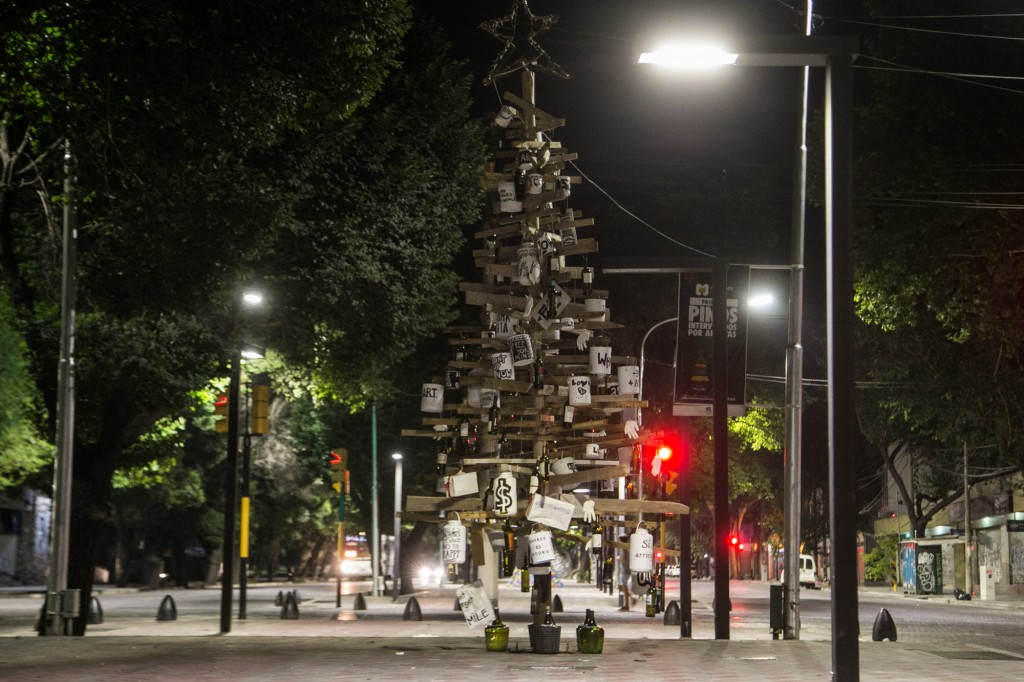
87;596;104;625
353;593;367;610
871;608;897;641
552;594;563;612
290;589;300;602
663;600;681;626
156;594;178;621
275;590;284;606
281;592;300;619
453;596;461;611
403;597;422;621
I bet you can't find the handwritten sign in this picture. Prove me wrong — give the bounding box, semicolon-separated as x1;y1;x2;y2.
455;580;493;629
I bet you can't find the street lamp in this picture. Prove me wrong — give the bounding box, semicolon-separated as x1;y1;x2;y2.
637;33;859;677
392;453;403;601
220;289;264;634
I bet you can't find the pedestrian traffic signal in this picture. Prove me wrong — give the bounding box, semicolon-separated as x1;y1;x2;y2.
729;534;740;550
654;549;665;563
214;395;229;433
251;384;269;435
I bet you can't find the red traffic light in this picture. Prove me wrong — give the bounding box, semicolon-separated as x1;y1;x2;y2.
729;534;739;547
656;444;673;461
654;549;665;563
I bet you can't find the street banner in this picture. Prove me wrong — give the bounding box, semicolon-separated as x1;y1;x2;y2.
673;268;748;416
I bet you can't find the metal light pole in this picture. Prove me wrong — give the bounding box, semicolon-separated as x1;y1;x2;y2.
45;139;78;636
371;404;380;597
220;347;241;634
392;453;403;601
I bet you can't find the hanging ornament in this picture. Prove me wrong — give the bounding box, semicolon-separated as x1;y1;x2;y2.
528;527;555;564
480;0;570;85
442;518;468;565
617;364;640;394
508;333;534;366
492;471;517;517
568;375;592;406
589;345;612;375
629;526;654;574
420;383;443;413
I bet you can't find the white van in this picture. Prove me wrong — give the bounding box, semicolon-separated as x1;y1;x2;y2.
780;554;820;589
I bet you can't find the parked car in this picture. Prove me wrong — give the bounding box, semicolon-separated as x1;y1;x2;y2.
780;554;820;589
665;564;681;578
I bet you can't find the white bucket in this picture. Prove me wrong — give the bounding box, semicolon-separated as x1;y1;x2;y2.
584;298;607;321
442;520;467;564
589;346;612;375
420;383;443;413
617;365;640;394
568;376;592;406
490;352;515;381
508;333;534;366
551;457;577;476
491;472;517;517
528;529;555;564
498;180;522;213
629;527;654;574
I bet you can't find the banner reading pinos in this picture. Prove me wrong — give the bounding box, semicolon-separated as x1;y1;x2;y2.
673;268;748;417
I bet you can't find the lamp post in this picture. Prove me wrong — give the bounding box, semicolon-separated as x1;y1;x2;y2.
237;346;265;621
636;34;859;677
638;315;694;639
392;453;403;601
219;291;263;634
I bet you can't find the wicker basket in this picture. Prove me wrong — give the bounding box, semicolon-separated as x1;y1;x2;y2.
528;623;561;654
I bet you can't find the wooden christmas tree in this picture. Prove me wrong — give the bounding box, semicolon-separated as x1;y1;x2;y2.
401;0;688;630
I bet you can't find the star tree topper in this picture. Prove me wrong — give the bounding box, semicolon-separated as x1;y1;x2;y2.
480;0;570;84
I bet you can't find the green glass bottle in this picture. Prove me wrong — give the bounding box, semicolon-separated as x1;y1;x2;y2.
521;567;530;593
576;608;604;654
484;609;509;652
645;580;657;617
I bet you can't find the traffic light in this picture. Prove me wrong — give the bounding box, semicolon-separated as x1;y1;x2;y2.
251;384;269;435
654;549;665;564
729;534;740;551
214;395;229;433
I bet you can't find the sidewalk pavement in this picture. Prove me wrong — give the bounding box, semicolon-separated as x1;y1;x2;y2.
1;579;1022;681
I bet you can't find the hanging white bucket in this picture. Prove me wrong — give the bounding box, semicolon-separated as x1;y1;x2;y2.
420;383;443;413
494;104;517;128
629;527;654;574
528;529;555;564
442;519;467;565
560;226;578;246
584;298;607;321
517;242;540;285
498;180;522;213
589;346;612;375
526;172;544;195
585;444;601;459
490;352;515;381
568;376;592;406
617;365;640;394
508;333;534;366
551;457;577;475
491;472;517;517
493;314;515;340
467;386;499;409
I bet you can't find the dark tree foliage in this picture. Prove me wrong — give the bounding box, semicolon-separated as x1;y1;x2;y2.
1;0;483;632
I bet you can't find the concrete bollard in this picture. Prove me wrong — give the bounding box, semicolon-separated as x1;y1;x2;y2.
663;600;681;626
156;595;177;621
87;596;104;625
871;608;897;641
281;592;300;619
403;597;423;621
353;593;367;610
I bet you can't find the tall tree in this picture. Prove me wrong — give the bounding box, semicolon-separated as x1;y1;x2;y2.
1;0;483;632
